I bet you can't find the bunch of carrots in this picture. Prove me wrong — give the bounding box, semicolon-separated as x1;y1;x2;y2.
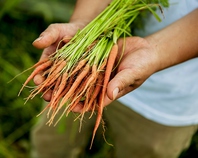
19;0;162;148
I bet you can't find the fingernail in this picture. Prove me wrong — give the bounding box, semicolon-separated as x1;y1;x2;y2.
33;36;43;43
113;87;119;100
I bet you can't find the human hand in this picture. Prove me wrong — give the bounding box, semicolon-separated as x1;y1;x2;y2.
103;36;160;106
71;36;160;112
32;22;86;101
32;25;159;110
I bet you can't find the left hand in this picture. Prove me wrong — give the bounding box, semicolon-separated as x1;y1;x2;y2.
103;36;160;106
72;36;160;112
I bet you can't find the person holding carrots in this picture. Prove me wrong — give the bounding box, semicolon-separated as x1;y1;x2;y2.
31;0;198;157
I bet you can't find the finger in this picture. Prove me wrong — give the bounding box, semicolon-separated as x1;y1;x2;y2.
33;73;45;85
62;36;73;43
103;93;113;107
70;102;84;113
39;45;57;61
33;73;52;101
32;24;62;49
106;69;137;100
42;90;53;102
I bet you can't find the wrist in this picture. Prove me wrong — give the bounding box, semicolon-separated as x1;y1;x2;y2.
69;19;90;29
144;35;164;72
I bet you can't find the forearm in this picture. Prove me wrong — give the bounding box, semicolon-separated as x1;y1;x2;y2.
69;0;112;25
146;8;198;71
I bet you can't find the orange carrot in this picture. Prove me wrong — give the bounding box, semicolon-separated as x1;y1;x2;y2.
75;65;98;130
44;59;66;83
75;64;97;99
9;58;51;84
45;72;74;122
84;85;94;111
53;75;63;94
61;64;90;103
99;58;107;71
51;72;68;105
47;58;64;75
52;64;91;121
51;75;89;126
18;60;53;96
33;58;50;68
70;59;87;76
49;75;62;101
41;59;63;77
47;90;66;119
50;73;75;113
30;60;67;97
65;73;90;115
67;64;98;116
87;72;104;112
90;44;118;149
66;94;84;115
79;83;96;132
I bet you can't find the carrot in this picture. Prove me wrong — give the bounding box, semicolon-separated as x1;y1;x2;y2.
43;59;66;84
50;72;68;105
50;73;75;113
41;58;63;77
51;75;88;126
51;64;91;121
66;64;97;117
53;75;63;95
79;84;95;131
47;73;72;121
67;75;89;112
61;64;90;103
66;94;84;115
84;85;95;111
46;72;68;119
87;72;104;113
47;91;65;120
18;60;53;96
85;59;106;111
48;75;62;102
75;64;97;100
8;58;51;84
90;44;118;149
29;60;67;98
98;58;107;71
70;59;87;76
47;58;64;75
24;59;67;103
89;99;97;119
33;58;50;68
77;65;98;130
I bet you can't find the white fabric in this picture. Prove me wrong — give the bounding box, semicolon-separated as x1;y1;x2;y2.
118;0;198;126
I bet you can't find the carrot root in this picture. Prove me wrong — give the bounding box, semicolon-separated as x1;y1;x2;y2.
90;44;118;149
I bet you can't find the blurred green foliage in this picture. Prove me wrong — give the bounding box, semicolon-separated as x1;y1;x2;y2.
0;0;75;157
0;0;198;158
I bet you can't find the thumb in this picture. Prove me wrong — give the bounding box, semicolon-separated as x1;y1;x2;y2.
32;24;61;49
106;69;137;101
